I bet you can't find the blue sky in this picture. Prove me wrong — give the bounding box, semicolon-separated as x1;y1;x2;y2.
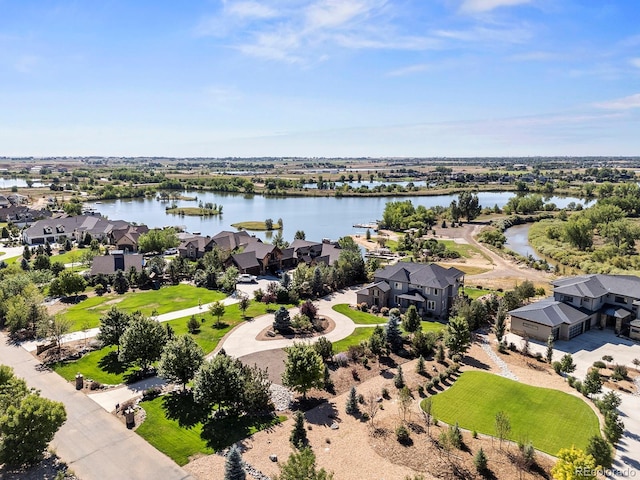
1;0;639;157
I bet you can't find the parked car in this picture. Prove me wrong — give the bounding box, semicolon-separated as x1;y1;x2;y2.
238;274;257;283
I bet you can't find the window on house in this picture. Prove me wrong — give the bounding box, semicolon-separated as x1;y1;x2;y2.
614;296;625;304
562;295;574;303
427;300;436;310
394;282;402;289
433;289;439;295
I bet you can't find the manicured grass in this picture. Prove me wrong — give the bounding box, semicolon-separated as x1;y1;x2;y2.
230;221;282;231
332;326;376;352
52;345;137;385
332;304;385;325
166;301;288;354
136;394;285;465
51;248;88;265
460;286;493;300
419;321;445;334
424;371;599;455
62;284;227;332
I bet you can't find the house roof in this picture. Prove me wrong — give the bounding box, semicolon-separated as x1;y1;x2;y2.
356;281;391;296
212;230;254;251
244;242;279;259
552;274;640;299
91;253;144;275
398;292;426;302
23;215;135;240
509;298;590;327
230;251;260;270
374;262;464;289
291;239;321;250
601;305;633;319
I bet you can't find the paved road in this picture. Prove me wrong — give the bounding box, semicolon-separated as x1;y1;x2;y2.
0;333;193;480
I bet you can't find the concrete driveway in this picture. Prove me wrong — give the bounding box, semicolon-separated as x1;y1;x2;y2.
219;287;359;358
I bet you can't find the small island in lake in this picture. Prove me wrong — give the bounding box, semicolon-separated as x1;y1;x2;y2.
165;202;222;217
231;218;282;231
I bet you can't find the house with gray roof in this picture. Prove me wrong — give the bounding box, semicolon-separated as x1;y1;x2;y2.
356;262;464;319
22;215;136;245
509;274;640;341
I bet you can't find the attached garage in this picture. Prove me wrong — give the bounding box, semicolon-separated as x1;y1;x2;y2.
509;298;596;342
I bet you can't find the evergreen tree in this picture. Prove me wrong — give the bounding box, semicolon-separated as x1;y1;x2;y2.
224;445;246;480
345;386;358;415
416;355;425;375
402;305;421;333
474;447;488;473
436;343;445;363
386;311;403;353
586;435;613;469
394;365;405;389
546;334;554;364
290;411;308;449
273;306;292;333
494;305;506;343
444;315;471;358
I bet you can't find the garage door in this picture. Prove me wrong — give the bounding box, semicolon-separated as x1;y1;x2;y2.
568;322;584;339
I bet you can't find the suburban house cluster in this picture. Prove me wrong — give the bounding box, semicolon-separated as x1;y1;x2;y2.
178;231;342;275
356;262;465;319
509;274;640;342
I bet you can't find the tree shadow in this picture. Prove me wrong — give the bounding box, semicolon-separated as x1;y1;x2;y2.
97;351;131;375
212;322;230;330
201;414;280;451
162;391;209;428
303;400;338;427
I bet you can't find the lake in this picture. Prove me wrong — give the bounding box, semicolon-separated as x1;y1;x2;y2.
89;191;584;244
0;178;45;188
503;224;542;260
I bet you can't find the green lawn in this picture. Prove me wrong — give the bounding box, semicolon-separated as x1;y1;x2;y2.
166;300;289;354
136;394;285;465
460;286;493;300
332;326;376;352
438;239;483;259
230;221;282;231
52;345;137;385
419;321;445;334
424;371;599;455
332;304;385;324
62;284;227;332
53;299;289;384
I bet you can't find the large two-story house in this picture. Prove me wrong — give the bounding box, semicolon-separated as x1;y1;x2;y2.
22;215;140;246
509;274;640;342
356;262;464;319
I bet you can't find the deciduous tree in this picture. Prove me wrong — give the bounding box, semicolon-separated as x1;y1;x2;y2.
551;446;598;480
444;315;471;358
97;307;132;354
157;335;205;391
282;342;324;400
119;315;168;371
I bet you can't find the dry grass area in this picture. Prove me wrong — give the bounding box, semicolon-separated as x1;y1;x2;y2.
184;344;558;480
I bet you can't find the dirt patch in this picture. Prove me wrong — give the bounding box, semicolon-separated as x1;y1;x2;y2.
239;349;288;385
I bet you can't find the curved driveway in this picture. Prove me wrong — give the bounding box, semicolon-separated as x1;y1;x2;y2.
219;288;359;357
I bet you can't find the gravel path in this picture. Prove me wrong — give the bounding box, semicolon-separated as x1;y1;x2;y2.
478;335;519;381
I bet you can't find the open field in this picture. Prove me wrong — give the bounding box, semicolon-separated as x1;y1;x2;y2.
425;371;599;454
61;285;227;332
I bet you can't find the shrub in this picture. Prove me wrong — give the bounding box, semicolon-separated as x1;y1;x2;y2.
611;364;628;381
314;337;333;362
347;344;364;363
416;356;425;375
552;361;562;374
370;305;380;315
432;377;440;387
333;353;348;367
417;385;424;396
573;380;582;392
143;386;162;400
567;376;576;387
472;430;478;439
360;302;369;312
351;368;359;381
380;307;390;316
449;423;463;449
381;387;390;399
89;381;102;391
451;354;462;364
534;352;543;361
395;424;410;443
345;386;358;415
290;411;308;449
187;315;200;334
592;360;606;369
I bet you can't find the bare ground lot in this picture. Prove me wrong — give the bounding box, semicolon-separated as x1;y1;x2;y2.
184;342;568;480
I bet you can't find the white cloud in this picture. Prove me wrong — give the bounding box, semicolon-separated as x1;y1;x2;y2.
386;63;432;77
226;1;278;19
508;51;558;61
459;0;532;13
629;58;640;68
305;0;381;29
595;93;640;110
434;24;532;44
